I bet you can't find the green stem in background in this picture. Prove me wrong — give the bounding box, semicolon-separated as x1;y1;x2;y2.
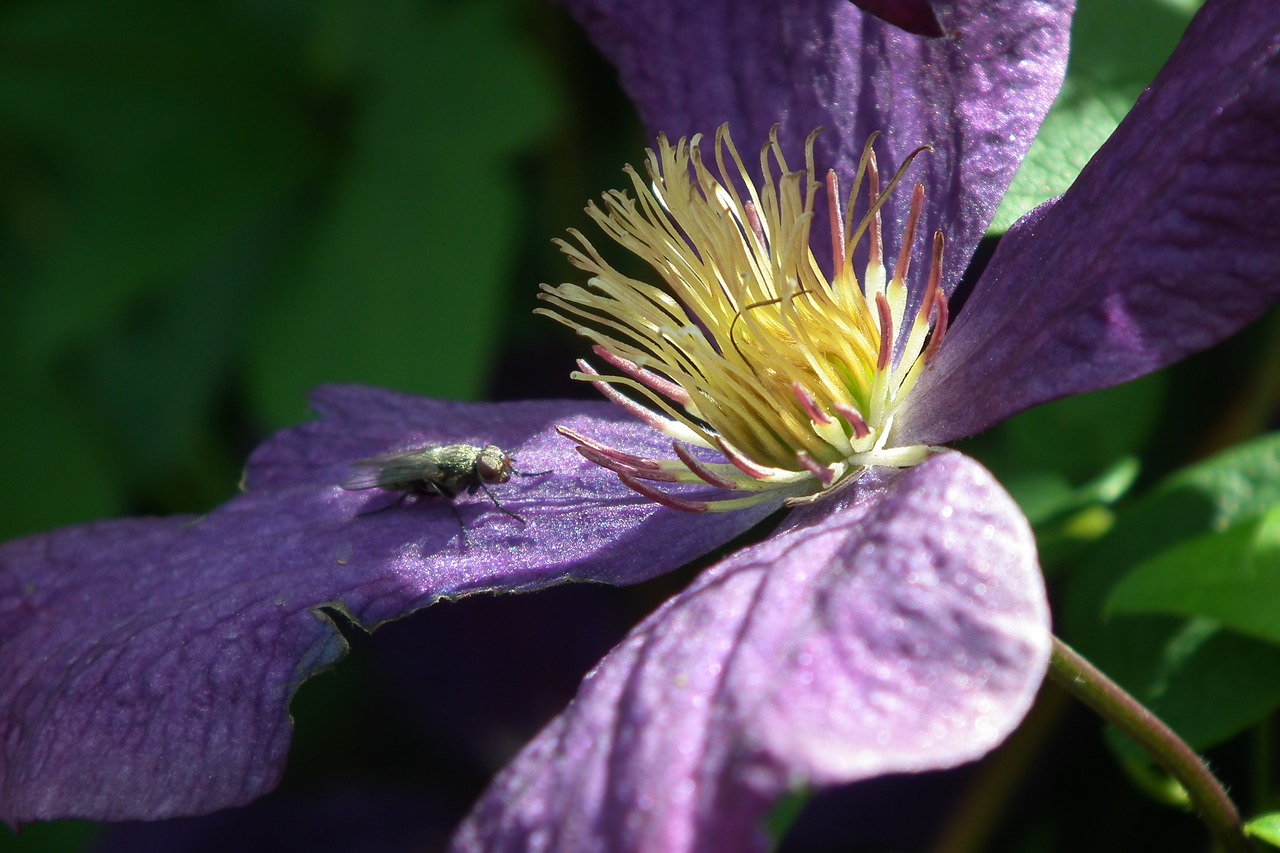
1048;636;1255;853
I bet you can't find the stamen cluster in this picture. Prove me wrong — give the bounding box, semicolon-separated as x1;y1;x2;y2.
539;125;949;512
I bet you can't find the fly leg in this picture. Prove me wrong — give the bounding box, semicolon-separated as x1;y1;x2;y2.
478;482;527;525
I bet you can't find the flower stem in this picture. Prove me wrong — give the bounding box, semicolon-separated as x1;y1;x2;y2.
1048;636;1254;853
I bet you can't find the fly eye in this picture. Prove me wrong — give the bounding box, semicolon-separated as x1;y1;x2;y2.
477;450;512;484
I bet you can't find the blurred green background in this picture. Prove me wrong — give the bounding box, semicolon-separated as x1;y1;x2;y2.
0;0;639;545
9;0;1280;851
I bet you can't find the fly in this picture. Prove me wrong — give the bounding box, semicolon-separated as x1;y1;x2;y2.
340;443;549;543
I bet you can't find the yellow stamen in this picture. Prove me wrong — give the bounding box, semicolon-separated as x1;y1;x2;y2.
538;124;948;511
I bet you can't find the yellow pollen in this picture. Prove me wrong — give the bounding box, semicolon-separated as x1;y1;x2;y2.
538;124;949;511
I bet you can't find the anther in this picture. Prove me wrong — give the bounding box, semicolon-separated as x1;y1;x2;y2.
867;152;883;270
571;360;695;440
555;425;662;470
795;451;835;486
618;474;710;513
924;231;949;363
743;201;768;250
893;183;926;284
713;436;776;481
672;443;740;490
833;402;871;440
827;170;846;273
876;293;894;371
575;445;682;482
591;345;691;406
792;381;834;425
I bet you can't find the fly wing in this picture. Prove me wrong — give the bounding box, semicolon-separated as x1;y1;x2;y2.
339;449;443;491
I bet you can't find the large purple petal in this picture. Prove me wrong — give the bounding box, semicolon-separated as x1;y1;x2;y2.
560;0;1072;289
0;388;777;824
896;0;1280;446
452;452;1049;852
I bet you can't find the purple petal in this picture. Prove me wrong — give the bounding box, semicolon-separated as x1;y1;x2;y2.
896;0;1280;445
452;452;1049;853
559;0;1073;288
0;388;777;824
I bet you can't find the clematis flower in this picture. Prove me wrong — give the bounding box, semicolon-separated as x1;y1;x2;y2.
1;3;1277;853
451;0;1280;847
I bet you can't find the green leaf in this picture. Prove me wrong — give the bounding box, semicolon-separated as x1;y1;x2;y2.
765;788;811;847
1063;432;1280;748
0;363;124;541
991;0;1203;232
1108;507;1280;645
244;0;558;426
1133;619;1280;750
970;371;1165;486
965;373;1157;571
0;819;99;852
1246;813;1280;848
0;0;319;360
66;229;264;506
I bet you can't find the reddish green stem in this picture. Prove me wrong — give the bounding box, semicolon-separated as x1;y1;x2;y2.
1048;636;1255;853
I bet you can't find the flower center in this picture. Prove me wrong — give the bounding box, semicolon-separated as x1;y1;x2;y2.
538;125;949;512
